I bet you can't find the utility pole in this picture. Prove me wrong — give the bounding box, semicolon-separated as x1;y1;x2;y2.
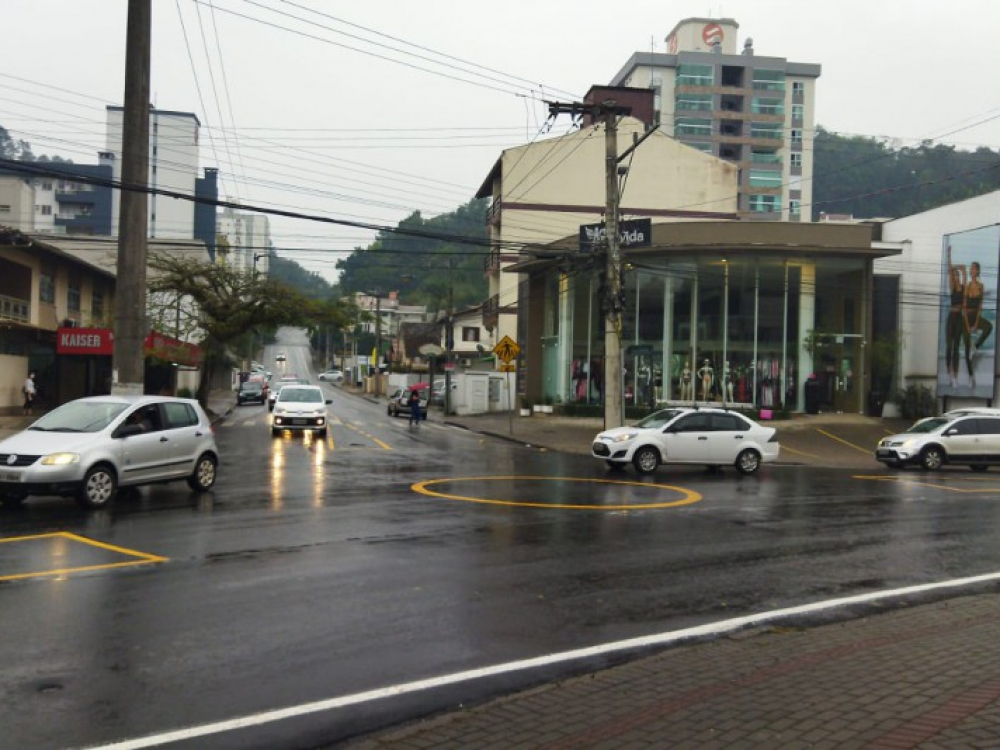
374;294;382;396
547;99;631;429
112;0;151;396
445;257;455;415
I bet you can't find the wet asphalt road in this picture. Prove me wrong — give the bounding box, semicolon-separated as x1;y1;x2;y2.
4;343;1000;748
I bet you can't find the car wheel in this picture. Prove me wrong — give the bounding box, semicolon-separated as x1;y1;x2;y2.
76;464;117;509
735;448;762;475
632;446;660;474
919;446;945;471
606;461;626;472
970;464;989;472
0;492;27;508
187;454;217;492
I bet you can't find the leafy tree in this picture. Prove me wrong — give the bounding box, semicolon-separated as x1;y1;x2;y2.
146;253;354;403
268;252;337;301
0;125;35;161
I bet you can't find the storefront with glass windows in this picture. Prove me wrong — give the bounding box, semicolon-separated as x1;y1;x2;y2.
521;221;898;414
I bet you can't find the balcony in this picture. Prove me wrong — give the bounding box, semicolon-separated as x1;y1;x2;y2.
0;293;30;324
484;245;501;274
483;294;499;332
486;198;501;227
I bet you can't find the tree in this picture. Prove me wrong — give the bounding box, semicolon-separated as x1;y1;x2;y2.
146;254;355;403
0;125;34;161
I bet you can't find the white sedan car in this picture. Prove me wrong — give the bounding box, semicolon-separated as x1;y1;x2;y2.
271;385;331;437
592;407;780;475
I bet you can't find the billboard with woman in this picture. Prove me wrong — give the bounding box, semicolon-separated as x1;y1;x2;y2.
938;226;999;399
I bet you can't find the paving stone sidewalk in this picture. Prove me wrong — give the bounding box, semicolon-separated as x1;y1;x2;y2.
346;592;1000;748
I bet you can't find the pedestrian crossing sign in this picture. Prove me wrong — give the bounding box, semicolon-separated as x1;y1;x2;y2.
493;336;520;363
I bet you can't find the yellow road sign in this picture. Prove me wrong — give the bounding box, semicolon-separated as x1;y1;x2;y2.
493;335;520;363
499;364;516;372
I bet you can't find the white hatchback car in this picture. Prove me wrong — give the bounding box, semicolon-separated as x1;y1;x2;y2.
0;395;219;509
592;407;780;475
271;385;331;436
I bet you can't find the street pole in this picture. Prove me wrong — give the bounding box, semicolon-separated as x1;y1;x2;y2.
603;106;623;429
112;0;151;396
374;294;382;396
445;258;455;416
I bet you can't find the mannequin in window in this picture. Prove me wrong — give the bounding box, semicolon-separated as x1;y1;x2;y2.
698;359;714;401
679;359;693;401
723;361;734;403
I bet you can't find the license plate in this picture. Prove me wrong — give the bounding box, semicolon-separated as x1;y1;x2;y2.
1;471;21;482
293;418;307;425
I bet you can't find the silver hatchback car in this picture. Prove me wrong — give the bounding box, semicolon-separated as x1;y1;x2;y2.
0;395;219;510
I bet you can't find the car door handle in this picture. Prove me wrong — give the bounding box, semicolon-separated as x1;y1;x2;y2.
159;436;169;443
734;434;743;439
698;436;708;441
195;431;204;436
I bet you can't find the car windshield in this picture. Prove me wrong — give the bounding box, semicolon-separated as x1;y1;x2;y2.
904;417;951;434
633;409;683;429
278;388;323;403
242;382;263;392
29;401;130;432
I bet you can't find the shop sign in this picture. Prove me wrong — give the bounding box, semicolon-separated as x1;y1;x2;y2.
57;327;114;356
579;218;652;253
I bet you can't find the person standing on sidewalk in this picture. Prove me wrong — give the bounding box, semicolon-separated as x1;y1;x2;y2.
408;388;422;427
22;372;36;416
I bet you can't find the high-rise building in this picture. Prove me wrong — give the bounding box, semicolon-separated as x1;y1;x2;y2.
609;17;820;221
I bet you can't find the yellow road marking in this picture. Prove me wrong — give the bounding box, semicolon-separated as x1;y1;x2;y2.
817;428;873;455
344;423;393;450
412;476;702;511
0;532;167;582
852;475;1000;493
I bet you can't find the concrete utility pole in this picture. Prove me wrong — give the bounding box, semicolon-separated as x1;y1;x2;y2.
112;0;151;395
547;99;631;429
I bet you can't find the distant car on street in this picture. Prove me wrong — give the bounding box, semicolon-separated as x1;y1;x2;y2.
387;383;429;418
0;395;219;509
237;380;266;406
269;374;304;411
271;385;331;437
592;407;779;475
319;369;344;384
275;351;286;362
876;412;1000;471
430;378;458;406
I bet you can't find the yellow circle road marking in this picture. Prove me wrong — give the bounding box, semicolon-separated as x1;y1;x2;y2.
411;476;702;511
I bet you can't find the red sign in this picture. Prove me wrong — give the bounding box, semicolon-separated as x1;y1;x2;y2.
702;23;724;47
57;327;114;356
144;331;203;367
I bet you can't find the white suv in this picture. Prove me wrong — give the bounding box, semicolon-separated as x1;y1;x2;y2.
876;413;1000;471
592;407;780;475
0;395;218;509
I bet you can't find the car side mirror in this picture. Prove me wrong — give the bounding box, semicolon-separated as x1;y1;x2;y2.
325;399;332;405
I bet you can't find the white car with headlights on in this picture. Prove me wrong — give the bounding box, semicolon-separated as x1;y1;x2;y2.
592;407;779;475
271;385;331;437
0;395;218;510
875;412;1000;471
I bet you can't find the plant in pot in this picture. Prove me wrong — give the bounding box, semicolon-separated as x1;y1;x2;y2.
519;395;532;417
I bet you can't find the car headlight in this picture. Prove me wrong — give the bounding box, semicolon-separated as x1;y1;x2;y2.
41;453;80;466
612;432;638;443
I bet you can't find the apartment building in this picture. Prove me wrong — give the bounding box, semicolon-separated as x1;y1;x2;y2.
609;17;820;221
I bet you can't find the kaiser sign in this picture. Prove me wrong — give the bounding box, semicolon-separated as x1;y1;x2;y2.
579;218;652;253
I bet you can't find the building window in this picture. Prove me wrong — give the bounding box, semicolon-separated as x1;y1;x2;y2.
750;149;781;164
40;266;55;304
750;123;782;140
676;64;714;87
752;69;785;91
68;278;81;312
792;81;805;96
749;195;781;213
751;97;784;115
791;129;803;146
675;118;713;136
676;93;712;112
39;205;52;215
92;287;104;320
749;170;783;188
790;152;803;168
0;205;10;214
792;104;804;122
461;327;480;342
789;200;801;216
41;181;52;191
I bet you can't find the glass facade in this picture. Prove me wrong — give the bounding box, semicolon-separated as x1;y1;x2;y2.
676;93;712;111
752;69;786;91
541;255;868;414
676;64;714;87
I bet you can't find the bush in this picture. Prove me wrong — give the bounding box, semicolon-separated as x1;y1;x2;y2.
177;387;194;399
895;384;936;420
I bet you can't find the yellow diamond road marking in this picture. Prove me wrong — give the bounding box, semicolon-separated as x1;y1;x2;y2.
0;532;167;582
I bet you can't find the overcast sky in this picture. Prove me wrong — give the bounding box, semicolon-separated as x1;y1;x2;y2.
4;0;1000;283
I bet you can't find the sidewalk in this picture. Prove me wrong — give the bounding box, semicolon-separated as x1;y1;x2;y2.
347;590;1000;748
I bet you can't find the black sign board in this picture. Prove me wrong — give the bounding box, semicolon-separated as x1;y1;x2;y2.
579;218;652;253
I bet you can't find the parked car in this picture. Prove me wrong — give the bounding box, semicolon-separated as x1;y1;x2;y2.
430;378;458;406
319;369;344;384
592;407;779;475
876;412;1000;471
387;383;430;418
0;395;219;509
237;379;266;406
275;351;286;362
271;385;331;437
